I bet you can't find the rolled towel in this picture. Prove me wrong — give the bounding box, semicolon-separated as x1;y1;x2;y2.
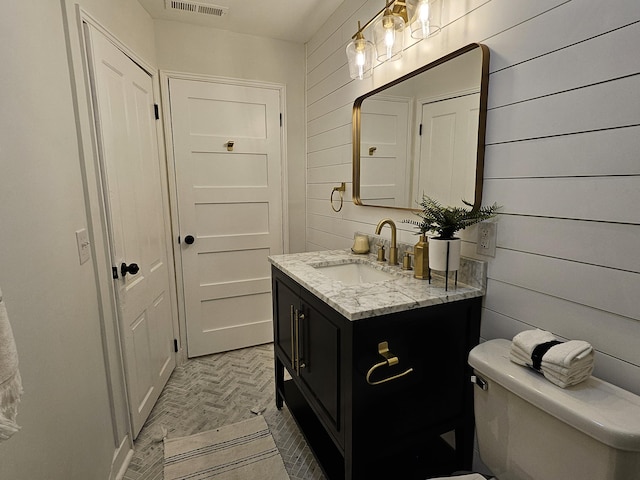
541;364;594;388
510;329;595;388
539;339;593;367
510;329;558;368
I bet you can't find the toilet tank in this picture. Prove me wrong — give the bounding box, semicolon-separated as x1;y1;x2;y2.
468;339;640;480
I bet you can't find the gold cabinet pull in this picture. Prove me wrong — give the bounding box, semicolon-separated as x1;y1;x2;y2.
225;140;234;151
369;146;377;155
290;305;296;371
297;313;305;371
366;341;414;385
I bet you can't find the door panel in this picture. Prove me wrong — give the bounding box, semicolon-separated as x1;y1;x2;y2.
169;78;284;357
418;93;480;206
86;26;175;437
360;96;411;206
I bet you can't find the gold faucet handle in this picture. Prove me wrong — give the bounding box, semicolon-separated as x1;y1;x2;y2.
377;244;386;262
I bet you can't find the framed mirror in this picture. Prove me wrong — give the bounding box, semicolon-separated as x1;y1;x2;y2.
352;43;489;211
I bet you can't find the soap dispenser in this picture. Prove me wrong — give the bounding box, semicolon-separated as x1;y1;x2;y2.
413;234;429;280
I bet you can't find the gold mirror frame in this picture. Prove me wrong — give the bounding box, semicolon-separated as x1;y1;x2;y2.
352;43;490;212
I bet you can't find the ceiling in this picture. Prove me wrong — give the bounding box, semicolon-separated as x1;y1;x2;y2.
138;0;345;43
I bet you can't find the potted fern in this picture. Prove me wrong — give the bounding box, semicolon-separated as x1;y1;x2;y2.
405;196;500;272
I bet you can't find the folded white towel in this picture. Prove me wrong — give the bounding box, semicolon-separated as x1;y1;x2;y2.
539;339;593;367
0;288;23;442
511;329;557;357
510;329;594;389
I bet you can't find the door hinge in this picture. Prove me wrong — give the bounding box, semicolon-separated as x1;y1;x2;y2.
174;339;179;353
279;113;282;127
419;123;423;136
112;266;118;279
154;104;159;120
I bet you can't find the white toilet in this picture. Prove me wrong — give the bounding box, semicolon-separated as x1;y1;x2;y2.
449;338;640;480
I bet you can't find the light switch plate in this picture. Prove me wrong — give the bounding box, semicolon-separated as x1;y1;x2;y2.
75;229;91;265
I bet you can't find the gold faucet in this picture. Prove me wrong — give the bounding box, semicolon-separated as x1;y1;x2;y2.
375;218;398;265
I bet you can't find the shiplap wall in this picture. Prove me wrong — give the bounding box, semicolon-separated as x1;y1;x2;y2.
305;0;640;397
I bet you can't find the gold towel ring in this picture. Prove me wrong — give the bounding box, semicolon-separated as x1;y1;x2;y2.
330;183;346;212
366;341;414;386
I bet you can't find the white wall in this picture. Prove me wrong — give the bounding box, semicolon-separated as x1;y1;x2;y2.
0;0;158;478
153;20;307;254
305;0;640;410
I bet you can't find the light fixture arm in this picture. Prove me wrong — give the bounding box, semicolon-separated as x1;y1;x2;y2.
351;0;407;39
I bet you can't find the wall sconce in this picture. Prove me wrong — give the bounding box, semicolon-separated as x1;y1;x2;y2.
346;0;442;80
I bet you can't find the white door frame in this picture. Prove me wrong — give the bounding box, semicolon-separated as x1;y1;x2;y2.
159;71;290;363
67;7;180;474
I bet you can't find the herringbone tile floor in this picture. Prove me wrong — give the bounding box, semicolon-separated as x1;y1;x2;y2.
123;343;325;480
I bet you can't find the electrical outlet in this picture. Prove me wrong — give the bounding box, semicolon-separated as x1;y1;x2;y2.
476;222;497;257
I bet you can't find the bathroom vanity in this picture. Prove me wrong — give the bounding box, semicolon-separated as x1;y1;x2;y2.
270;249;486;480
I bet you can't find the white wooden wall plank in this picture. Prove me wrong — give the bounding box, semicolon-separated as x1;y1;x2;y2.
308;144;351;169
486;1;640;73
496;215;640;273
307;226;352;250
308;47;349;91
308;124;351;152
488;22;640;109
484;280;640;365
484;126;640;179
486;75;640;144
488;249;640;321
307;104;351;137
307;163;351;183
483;176;640;223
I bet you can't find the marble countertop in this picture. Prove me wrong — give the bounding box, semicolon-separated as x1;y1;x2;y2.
269;249;486;321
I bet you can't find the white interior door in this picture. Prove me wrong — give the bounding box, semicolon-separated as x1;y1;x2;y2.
360;96;411;206
417;93;480;207
86;26;176;438
168;78;284;358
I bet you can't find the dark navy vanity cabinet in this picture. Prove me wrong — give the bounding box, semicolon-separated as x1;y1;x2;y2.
272;266;482;480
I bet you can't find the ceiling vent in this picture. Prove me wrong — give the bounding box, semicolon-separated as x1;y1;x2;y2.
165;0;229;17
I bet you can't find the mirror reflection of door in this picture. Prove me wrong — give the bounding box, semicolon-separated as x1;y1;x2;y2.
416;91;480;207
359;96;411;207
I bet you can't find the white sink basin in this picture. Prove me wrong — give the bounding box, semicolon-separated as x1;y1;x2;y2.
315;262;396;285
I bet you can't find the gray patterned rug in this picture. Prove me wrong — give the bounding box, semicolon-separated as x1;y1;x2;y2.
164;416;289;480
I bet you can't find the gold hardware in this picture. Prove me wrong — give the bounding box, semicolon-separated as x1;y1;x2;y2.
402;252;412;270
375;218;398;265
294;309;300;376
351;1;408;40
290;305;296;370
369;146;377;156
225;140;234;151
297;312;305;370
376;243;386;262
330;182;346;213
366;341;414;385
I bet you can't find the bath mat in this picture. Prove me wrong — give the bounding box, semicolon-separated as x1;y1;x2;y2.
163;416;289;480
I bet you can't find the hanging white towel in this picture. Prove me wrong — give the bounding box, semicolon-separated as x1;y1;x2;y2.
0;287;23;442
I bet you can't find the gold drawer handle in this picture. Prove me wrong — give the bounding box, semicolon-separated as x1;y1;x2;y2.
366;341;414;386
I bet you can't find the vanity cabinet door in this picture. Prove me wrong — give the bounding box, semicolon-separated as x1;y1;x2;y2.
272;272;298;370
298;296;341;431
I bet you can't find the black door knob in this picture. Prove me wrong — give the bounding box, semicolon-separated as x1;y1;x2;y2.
121;262;140;277
184;235;195;245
